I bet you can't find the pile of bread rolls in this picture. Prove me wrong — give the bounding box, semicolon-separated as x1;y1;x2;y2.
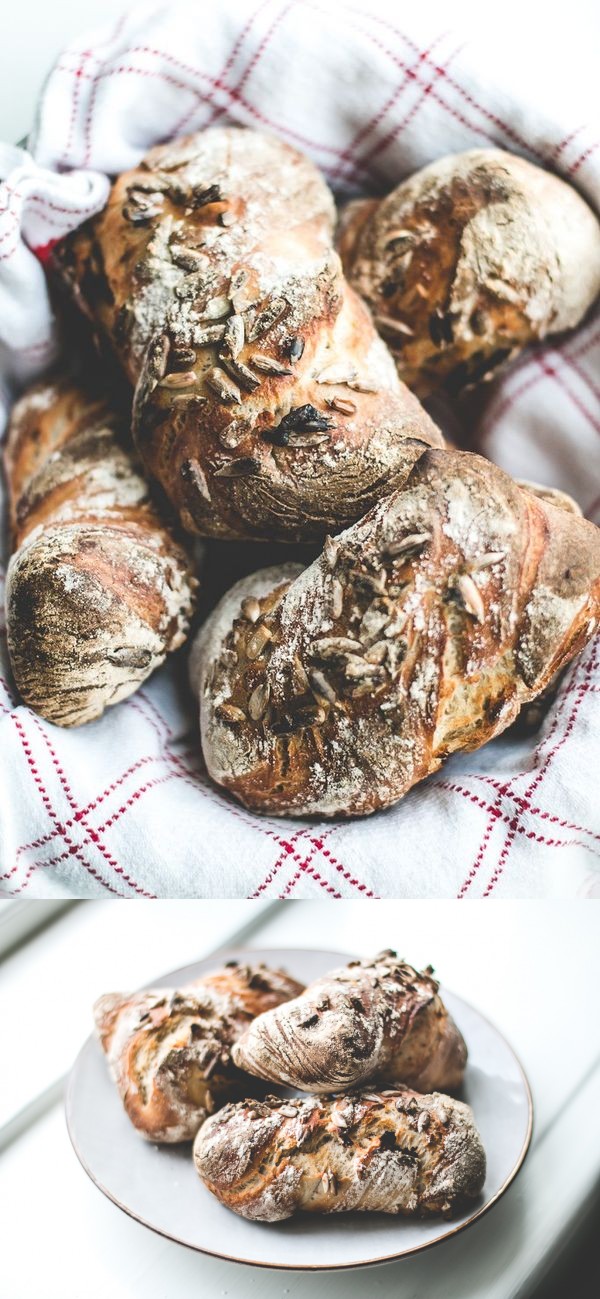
95;951;487;1222
4;130;600;817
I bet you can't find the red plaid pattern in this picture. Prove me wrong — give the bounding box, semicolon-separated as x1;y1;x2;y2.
0;0;599;897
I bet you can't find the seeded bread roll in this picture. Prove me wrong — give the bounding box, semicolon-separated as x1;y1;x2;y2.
4;375;196;726
338;148;600;397
194;1088;486;1221
94;960;305;1143
191;447;600;816
232;951;467;1094
53;126;444;543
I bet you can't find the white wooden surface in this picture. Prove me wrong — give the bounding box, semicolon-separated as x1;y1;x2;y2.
0;899;599;1298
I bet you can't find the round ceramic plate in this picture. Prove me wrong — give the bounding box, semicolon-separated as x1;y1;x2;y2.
66;947;533;1271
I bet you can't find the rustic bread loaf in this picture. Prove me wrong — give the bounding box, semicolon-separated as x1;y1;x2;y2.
53;126;444;542
4;375;196;725
194;1087;486;1221
232;951;466;1094
94;960;305;1142
191;447;600;816
338;148;600;397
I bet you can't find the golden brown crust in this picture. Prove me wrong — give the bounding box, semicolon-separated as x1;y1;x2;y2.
231;951;466;1094
339;149;600;397
4;376;197;726
54;126;444;542
192;448;600;816
94;962;305;1143
194;1088;486;1221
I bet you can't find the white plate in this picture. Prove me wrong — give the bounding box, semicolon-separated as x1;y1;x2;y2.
66;947;533;1271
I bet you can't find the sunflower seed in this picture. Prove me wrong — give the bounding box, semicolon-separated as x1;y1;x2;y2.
180;457;210;500
248;298;289;340
345;658;383;679
347;378;379;393
241;597;261;623
170;244;208;272
286;431;331;448
331;1113;348;1128
175;274;206;301
216;703;247;724
417;1111;430;1132
170;346;197;369
205;367;242;404
331;578;344;619
220;356;260;391
375;314;414;338
385;532;430;557
383;227;414;252
189;182;222;208
324;535;340;569
437;1107;450;1126
221;314;245;358
292;656;310;693
131;175;170;194
456;573;485;623
250;353;293;376
200;295;231;320
327;396;357;416
279;1106;299;1119
476;551;505;568
246;624;273;660
288;336;305;362
191;323;227;346
312;636;363;658
309;668;336;703
214;457;261;479
159;370;197;388
294;701;327;726
316;364;357;385
364;640;388;664
248;682;271;721
147;333;170;380
360;606;389;641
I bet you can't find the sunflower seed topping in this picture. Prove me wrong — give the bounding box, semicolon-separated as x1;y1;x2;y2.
191;323;227;346
331;578;344;619
476;551;506;568
200;295;231;320
214;457;261;478
159;370;197;388
241;597;261;623
316;364;357;385
456;573;485;623
147;333;170;380
347;378;379;393
312;636;363;658
216;703;247;724
385;532;430;557
345;659;383;679
324;535;340;568
417;1111;430;1132
220;356;260;391
309;668;336;703
246;624;273;660
288;336;305;362
170;346;197;370
327;396;357;416
221;314;245;358
375;314;414;338
293;656;310;693
248;298;289;341
248;682;271;721
170;244;208;272
205;367;242;404
279;1106;299;1119
364;640;388;664
250;353;293;376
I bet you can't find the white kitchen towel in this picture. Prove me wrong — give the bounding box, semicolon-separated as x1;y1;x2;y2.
0;0;599;898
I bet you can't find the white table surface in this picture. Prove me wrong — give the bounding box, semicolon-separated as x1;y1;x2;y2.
0;898;599;1298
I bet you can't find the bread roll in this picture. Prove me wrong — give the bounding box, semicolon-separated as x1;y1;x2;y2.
191;447;600;816
194;1088;486;1221
232;951;467;1093
94;960;305;1142
4;375;196;725
53;126;444;542
339;149;600;397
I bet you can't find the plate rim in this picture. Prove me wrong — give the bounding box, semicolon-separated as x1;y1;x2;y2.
65;945;534;1272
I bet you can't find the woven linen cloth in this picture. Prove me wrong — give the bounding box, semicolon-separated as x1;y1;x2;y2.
1;0;599;899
